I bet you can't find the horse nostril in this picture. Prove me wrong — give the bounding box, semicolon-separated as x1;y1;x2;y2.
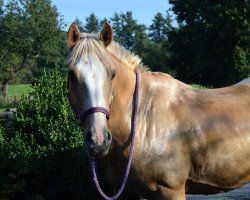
107;130;112;141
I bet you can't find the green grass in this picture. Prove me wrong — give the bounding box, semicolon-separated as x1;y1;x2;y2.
0;84;32;111
8;84;32;98
0;108;6;112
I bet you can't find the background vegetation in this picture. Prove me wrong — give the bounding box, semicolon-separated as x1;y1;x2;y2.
0;0;249;99
0;0;249;199
0;70;103;200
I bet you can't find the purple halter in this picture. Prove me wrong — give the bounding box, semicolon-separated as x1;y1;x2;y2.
80;106;110;123
67;94;110;123
67;70;140;200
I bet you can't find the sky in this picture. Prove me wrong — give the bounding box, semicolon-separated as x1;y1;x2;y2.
51;0;172;30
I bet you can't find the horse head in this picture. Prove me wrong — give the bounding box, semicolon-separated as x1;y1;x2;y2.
67;22;115;158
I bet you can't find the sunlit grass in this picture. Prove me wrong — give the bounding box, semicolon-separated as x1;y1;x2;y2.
8;84;32;98
0;84;33;110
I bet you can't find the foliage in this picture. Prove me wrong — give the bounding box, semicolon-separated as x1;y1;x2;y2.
0;70;101;200
109;11;171;72
1;0;250;90
0;0;3;17
0;0;68;99
100;17;109;28
191;84;209;89
145;12;173;73
169;0;250;87
231;45;250;84
110;12;150;52
84;13;99;32
75;14;108;34
14;70;81;149
74;17;85;32
149;12;170;43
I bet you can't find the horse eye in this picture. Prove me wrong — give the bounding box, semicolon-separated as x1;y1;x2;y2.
110;68;116;80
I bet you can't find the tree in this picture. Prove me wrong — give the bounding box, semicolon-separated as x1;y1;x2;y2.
146;12;173;73
0;0;66;100
110;13;123;44
0;0;5;98
100;17;109;28
110;12;150;55
110;11;156;71
84;13;99;32
0;0;3;17
149;13;169;43
169;0;250;87
108;11;174;73
74;17;85;32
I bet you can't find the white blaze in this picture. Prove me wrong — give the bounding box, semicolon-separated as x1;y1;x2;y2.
76;53;108;129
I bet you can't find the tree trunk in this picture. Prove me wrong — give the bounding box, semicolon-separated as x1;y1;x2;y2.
1;81;9;103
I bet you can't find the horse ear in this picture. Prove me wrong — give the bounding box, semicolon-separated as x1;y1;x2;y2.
68;22;80;49
100;22;113;47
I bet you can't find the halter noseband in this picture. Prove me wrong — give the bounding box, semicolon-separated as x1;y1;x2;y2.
80;106;110;123
67;87;110;124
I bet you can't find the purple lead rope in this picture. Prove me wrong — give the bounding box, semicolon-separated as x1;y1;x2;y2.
91;70;140;200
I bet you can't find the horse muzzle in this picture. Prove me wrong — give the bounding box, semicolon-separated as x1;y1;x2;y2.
85;128;112;158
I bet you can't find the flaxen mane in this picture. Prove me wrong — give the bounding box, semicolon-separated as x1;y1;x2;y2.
68;32;173;78
68;32;145;70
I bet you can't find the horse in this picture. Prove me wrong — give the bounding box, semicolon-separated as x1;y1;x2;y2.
67;22;250;200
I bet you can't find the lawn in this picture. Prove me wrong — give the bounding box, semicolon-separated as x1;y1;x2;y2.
0;84;32;111
8;84;32;98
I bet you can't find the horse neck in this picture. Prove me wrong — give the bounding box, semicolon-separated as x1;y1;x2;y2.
107;54;137;145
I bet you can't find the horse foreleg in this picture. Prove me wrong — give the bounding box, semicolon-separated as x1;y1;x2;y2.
153;184;186;200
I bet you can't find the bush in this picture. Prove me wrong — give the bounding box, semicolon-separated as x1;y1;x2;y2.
14;70;82;150
0;70;101;200
191;84;209;89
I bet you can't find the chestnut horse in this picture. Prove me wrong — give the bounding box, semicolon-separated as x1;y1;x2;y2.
67;22;250;200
